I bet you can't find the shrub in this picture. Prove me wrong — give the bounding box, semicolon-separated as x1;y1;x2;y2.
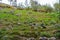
54;30;60;39
40;32;51;37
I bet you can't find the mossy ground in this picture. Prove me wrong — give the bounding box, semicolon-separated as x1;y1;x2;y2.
0;7;60;39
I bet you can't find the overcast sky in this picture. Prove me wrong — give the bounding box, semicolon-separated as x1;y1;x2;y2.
1;0;58;7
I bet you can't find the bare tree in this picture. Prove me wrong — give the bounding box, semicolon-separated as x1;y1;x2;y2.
30;0;39;10
8;0;17;6
0;0;2;3
8;0;13;5
14;0;17;2
18;2;24;8
12;0;17;7
25;0;28;7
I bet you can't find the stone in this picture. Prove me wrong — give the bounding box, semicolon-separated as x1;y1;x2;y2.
0;7;2;10
49;37;56;40
17;22;21;25
39;37;48;40
28;37;35;40
15;13;22;16
19;37;27;40
9;10;15;15
27;11;32;14
40;23;46;28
